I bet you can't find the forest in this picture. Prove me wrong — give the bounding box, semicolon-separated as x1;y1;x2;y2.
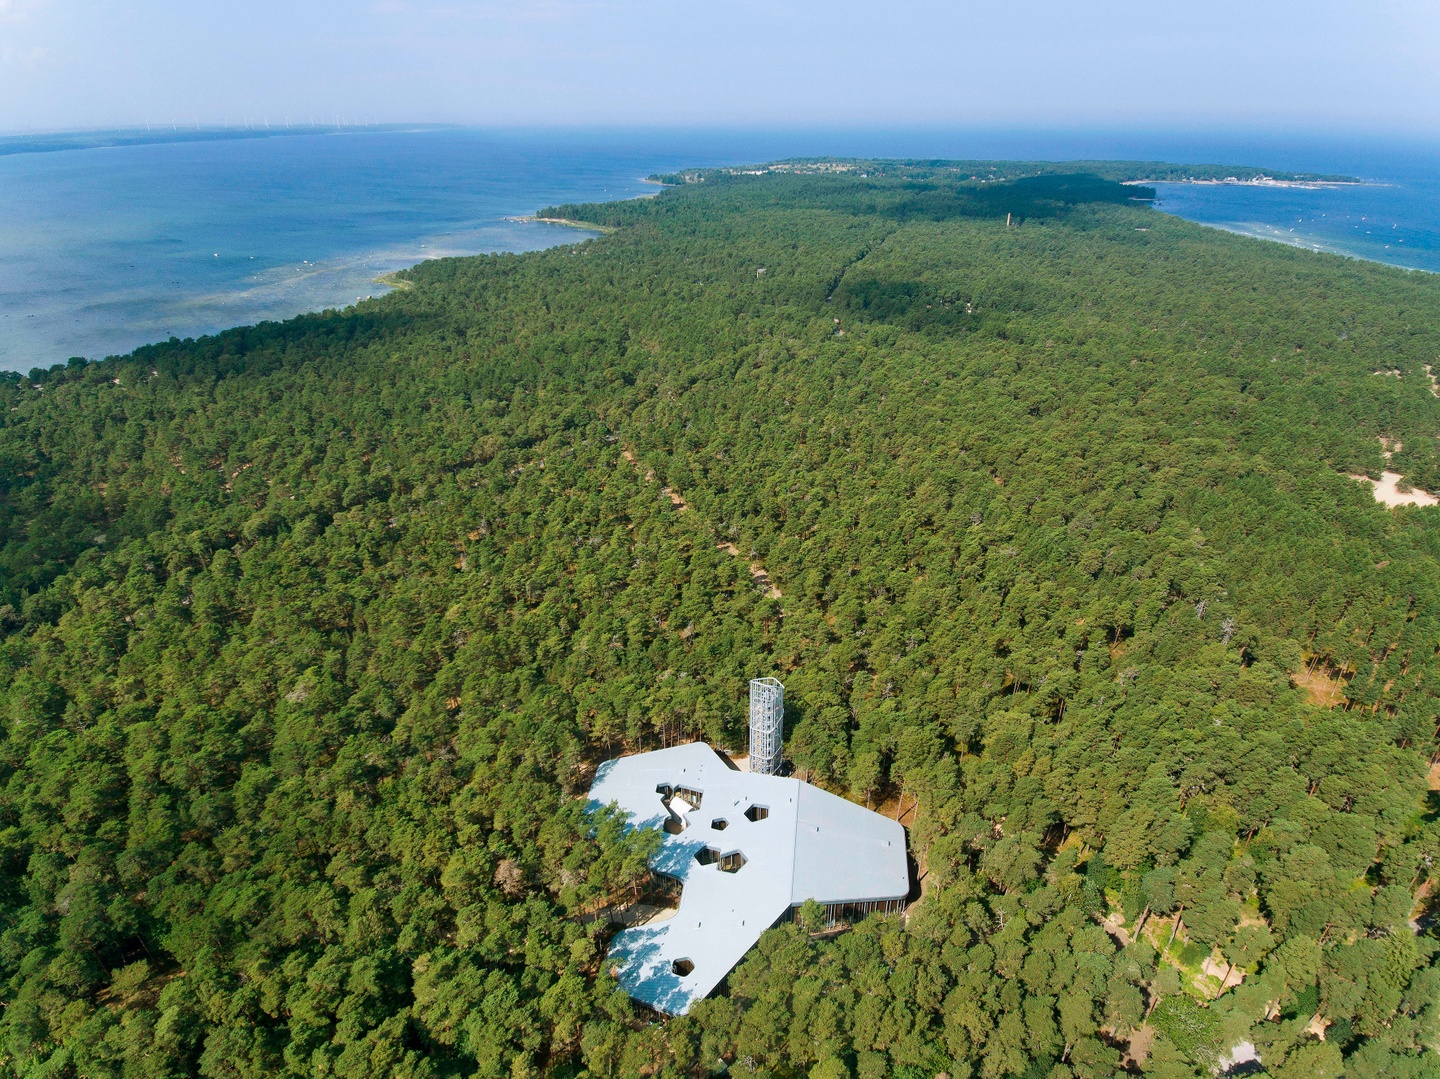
0;161;1437;1079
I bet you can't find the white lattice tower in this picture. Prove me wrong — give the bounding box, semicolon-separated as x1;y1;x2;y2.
748;677;784;775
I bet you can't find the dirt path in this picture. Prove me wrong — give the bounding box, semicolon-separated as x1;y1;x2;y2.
715;541;781;599
621;447;781;597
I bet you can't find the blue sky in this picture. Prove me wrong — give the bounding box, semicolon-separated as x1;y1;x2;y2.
1;0;1437;134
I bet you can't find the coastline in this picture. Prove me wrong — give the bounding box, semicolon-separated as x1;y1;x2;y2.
1128;177;1370;190
1153;216;1436;275
508;215;615;234
1146;171;1439;276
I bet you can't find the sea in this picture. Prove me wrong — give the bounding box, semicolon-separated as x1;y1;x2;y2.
3;127;1438;373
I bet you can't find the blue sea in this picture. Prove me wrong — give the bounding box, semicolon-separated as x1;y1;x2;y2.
3;128;1438;372
1149;176;1440;273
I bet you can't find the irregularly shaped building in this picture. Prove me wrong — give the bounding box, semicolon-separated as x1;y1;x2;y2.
586;742;909;1015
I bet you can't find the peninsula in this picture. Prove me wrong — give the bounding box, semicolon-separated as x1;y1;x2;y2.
0;159;1435;1079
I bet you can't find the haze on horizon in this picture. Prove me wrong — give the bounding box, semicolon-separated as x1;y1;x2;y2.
1;0;1437;137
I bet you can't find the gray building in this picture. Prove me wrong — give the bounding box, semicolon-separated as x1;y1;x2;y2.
586;742;909;1015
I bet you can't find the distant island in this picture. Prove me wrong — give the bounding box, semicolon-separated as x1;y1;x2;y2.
650;156;1361;186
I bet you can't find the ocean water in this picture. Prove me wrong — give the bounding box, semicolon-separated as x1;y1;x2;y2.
3;128;1438;372
0;130;708;371
1151;175;1440;274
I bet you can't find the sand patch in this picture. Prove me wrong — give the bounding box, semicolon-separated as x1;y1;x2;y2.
638;904;679;926
1426;365;1440;398
1217;1042;1260;1073
577;900;676;927
1350;470;1438;507
1411;876;1435;932
1293;661;1349;708
1100;911;1132;947
1238;907;1270;930
1353;437;1434;504
749;563;782;599
1201;953;1246;991
1122;1024;1156;1068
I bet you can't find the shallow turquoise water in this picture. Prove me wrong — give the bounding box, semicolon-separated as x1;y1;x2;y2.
0;130;702;370
3;128;1438;372
1150;174;1440;274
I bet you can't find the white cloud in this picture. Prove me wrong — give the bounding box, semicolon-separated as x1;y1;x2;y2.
0;45;46;66
0;0;48;25
371;0;610;21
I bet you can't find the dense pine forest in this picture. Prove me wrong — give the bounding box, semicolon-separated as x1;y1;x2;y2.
1;162;1438;1079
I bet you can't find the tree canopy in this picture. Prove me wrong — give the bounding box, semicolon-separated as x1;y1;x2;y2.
0;162;1436;1079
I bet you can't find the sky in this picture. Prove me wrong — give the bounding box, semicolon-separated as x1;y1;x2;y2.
1;0;1438;135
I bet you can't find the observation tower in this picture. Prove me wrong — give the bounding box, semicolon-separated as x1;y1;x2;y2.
748;677;784;775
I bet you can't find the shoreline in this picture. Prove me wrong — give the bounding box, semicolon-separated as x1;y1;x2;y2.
1152;215;1436;275
507;215;615;234
1128;177;1371;190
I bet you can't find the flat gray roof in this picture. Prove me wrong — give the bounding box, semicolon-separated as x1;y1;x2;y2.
586;742;908;1014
